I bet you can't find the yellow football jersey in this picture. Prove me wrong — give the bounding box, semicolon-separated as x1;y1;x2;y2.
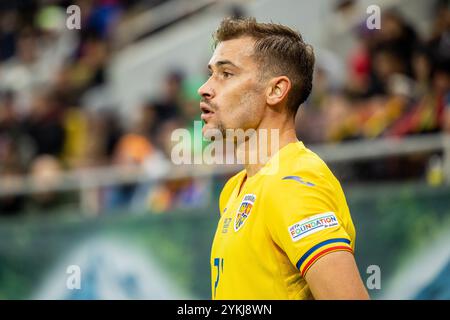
210;141;356;300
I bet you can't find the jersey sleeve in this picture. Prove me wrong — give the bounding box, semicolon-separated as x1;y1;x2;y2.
264;171;353;277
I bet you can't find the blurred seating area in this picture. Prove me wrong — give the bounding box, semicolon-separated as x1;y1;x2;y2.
298;0;450;144
297;0;450;181
0;0;449;216
0;0;214;215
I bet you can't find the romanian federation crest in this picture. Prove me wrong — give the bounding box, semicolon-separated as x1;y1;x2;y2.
234;194;256;232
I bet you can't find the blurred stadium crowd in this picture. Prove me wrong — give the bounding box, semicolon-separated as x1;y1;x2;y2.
0;0;449;215
300;1;450;142
298;0;450;180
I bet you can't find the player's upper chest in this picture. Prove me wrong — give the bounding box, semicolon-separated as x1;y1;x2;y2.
215;180;268;248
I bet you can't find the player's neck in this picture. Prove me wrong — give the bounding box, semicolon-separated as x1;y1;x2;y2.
241;121;297;178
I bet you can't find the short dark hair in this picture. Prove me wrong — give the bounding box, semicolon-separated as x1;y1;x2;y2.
214;17;315;116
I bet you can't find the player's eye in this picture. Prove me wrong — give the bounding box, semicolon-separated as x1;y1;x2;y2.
222;71;233;79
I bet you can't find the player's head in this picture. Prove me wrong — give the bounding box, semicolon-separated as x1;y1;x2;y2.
198;17;315;138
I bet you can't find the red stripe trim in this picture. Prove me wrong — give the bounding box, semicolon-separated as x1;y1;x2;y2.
301;246;353;277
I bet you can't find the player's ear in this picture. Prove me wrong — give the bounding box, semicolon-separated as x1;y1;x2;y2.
266;76;291;106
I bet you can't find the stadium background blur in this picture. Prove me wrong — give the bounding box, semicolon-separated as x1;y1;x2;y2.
0;0;449;299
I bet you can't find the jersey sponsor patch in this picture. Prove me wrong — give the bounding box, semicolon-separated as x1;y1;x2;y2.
234;194;256;232
288;212;339;241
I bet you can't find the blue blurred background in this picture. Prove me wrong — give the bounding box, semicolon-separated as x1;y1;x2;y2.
0;0;449;299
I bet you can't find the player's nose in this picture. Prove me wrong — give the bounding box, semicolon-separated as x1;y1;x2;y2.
198;79;215;99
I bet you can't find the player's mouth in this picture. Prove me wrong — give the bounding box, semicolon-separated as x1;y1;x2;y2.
200;102;215;122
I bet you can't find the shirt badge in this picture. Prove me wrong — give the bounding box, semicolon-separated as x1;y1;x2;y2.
234;194;256;232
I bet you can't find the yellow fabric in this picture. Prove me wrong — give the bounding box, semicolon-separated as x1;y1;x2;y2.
210;141;356;299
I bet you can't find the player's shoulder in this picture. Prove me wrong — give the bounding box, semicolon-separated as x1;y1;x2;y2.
261;143;349;221
266;142;337;193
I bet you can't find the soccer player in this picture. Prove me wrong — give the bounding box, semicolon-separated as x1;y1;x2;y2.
198;17;369;300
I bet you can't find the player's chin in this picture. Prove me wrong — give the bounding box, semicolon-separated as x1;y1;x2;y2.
202;122;224;140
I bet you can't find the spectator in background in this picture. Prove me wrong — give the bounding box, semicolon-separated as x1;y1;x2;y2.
412;47;434;97
0;28;42;115
153;70;184;123
69;34;109;94
0;10;18;62
24;89;65;159
374;9;418;74
345;26;372;98
0;91;31;166
103;105;155;211
368;44;409;96
134;100;159;141
80;108;122;168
